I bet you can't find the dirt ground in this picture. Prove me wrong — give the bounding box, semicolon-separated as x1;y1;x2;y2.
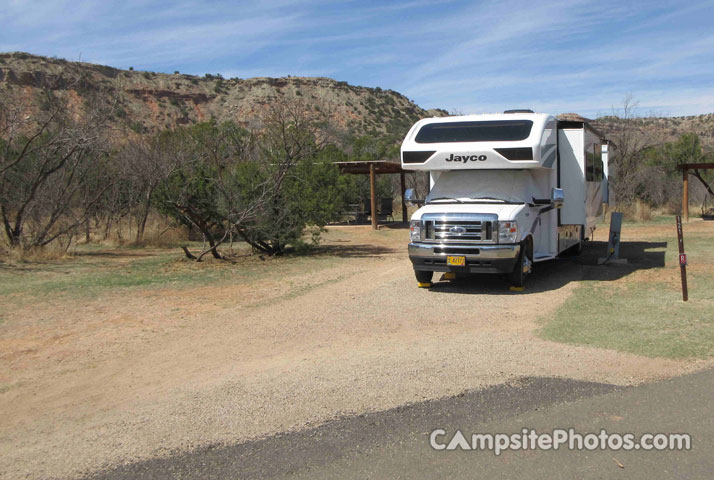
0;223;710;480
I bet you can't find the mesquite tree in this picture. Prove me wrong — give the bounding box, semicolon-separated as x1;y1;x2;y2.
1;88;114;247
118;132;187;242
154;97;347;260
153;120;265;260
237;97;345;254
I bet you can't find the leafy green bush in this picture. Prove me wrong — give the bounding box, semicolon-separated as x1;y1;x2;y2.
154;115;348;259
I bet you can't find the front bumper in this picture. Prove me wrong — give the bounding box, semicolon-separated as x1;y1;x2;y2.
408;243;520;274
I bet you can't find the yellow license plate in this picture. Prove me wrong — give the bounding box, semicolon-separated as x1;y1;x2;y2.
446;255;466;267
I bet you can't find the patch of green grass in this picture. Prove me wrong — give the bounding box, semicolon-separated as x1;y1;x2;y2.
0;227;402;317
539;228;714;359
606;213;681;226
0;245;343;303
0;252;204;298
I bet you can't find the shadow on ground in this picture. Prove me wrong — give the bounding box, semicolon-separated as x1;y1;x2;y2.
426;240;667;295
328;222;409;229
313;243;399;258
70;250;158;259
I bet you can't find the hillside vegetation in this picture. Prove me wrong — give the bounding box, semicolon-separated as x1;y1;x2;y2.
592;114;714;149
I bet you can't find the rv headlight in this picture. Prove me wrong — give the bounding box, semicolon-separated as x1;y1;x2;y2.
498;221;519;244
409;220;422;242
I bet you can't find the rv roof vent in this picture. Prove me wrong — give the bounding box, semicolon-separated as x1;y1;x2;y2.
504;109;534;114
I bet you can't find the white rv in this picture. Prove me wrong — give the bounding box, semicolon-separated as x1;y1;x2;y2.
402;111;609;287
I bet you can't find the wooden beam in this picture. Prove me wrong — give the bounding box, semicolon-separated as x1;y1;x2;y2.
683;169;689;222
400;172;407;222
676;162;714;171
335;161;405;175
370;163;378;230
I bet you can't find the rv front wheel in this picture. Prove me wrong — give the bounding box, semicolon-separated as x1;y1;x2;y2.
508;241;532;287
414;270;433;285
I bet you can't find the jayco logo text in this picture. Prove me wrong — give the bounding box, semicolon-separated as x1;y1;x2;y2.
445;154;487;163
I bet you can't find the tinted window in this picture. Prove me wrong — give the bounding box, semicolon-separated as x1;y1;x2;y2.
594;144;603;181
587;144;603;182
415;120;533;143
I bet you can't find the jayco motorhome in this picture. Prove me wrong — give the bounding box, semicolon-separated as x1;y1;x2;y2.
402;111;609;287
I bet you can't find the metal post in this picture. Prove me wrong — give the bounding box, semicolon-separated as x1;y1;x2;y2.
400;172;407;222
608;212;622;259
370;163;377;230
598;212;625;264
683;169;689;222
676;215;688;301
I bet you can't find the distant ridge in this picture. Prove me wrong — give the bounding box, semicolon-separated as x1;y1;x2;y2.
0;52;447;142
1;52;712;147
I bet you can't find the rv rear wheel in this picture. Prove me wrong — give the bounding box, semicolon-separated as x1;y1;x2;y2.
508;241;532;287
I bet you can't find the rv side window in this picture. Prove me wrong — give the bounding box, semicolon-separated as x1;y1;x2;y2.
586;143;603;182
414;120;533;143
594;144;603;181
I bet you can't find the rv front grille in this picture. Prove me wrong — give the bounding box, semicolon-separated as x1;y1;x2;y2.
433;247;480;255
423;219;494;243
420;213;498;244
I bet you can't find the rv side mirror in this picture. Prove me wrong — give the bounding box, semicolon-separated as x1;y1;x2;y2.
404;188;424;206
551;188;564;208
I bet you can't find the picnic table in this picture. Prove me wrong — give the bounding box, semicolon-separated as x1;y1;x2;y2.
345;198;393;224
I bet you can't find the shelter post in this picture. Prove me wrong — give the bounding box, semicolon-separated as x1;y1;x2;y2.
400;172;407;222
370;163;378;229
683;168;689;222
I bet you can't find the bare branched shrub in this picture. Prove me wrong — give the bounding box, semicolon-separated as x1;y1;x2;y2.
607;95;656;207
603;95;712;213
1;84;116;248
117;132;189;242
621;200;654;222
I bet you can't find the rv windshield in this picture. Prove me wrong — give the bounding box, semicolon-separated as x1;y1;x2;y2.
415;120;533;144
426;170;542;204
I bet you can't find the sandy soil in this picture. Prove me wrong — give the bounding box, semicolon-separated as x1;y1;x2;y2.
0;224;708;479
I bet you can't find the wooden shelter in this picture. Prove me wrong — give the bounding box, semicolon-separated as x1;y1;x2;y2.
677;162;714;221
335;160;409;229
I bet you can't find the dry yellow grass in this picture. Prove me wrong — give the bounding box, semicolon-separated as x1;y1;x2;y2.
0;244;70;264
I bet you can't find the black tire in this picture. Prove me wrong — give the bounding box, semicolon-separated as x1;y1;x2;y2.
414;270;433;284
508;241;532;287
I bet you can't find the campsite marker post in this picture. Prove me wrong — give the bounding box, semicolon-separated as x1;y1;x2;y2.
676;215;688;302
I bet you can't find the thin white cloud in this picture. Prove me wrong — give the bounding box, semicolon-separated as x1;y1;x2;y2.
1;0;712;116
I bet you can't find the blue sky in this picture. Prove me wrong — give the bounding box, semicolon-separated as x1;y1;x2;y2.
2;0;713;117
